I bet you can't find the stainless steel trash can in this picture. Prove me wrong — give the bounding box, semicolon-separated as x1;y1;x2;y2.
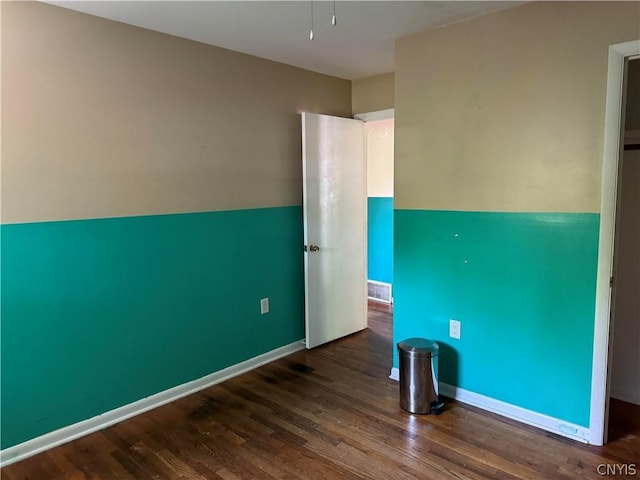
397;338;444;414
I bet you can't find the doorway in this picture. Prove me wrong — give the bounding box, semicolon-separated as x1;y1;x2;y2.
356;110;395;352
607;57;640;442
301;109;394;351
591;40;640;446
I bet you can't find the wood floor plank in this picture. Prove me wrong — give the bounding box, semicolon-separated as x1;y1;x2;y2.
3;303;639;479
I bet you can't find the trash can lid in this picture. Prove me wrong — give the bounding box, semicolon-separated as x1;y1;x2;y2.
397;338;439;356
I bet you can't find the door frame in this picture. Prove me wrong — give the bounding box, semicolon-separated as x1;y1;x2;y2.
354;108;395;123
589;39;640;446
354;108;395;306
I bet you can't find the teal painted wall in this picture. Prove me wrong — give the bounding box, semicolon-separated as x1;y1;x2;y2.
367;197;394;285
393;210;599;427
0;206;304;449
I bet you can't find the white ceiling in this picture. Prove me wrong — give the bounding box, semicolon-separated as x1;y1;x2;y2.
45;1;522;80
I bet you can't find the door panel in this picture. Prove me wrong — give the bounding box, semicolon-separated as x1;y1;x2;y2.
302;112;367;349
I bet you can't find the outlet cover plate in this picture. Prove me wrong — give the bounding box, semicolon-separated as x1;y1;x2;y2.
450;319;461;339
260;298;269;315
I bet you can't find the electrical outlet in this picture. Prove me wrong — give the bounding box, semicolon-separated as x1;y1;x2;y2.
449;319;461;339
260;298;269;315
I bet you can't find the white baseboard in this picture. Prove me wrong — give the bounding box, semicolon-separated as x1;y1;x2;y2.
0;340;305;468
610;385;640;406
389;367;590;443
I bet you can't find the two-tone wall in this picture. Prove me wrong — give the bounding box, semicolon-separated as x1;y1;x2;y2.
366;119;394;285
394;1;639;430
353;75;395;288
1;1;351;450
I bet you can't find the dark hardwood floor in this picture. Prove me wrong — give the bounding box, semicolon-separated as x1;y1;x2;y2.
3;302;639;479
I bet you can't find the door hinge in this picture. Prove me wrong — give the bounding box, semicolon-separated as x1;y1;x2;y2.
609;276;614;288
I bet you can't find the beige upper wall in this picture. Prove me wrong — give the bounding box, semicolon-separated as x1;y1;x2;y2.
395;1;640;212
366;119;394;197
1;2;351;224
352;73;394;115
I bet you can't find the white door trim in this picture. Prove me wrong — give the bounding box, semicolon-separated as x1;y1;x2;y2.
354;108;395;122
589;39;640;446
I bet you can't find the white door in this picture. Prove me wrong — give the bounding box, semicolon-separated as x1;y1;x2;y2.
302;112;367;349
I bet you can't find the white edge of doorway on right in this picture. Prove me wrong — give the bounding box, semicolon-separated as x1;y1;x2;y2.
589;39;640;446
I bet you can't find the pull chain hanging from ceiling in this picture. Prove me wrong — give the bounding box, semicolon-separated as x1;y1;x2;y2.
309;0;314;40
309;0;337;40
332;0;337;26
